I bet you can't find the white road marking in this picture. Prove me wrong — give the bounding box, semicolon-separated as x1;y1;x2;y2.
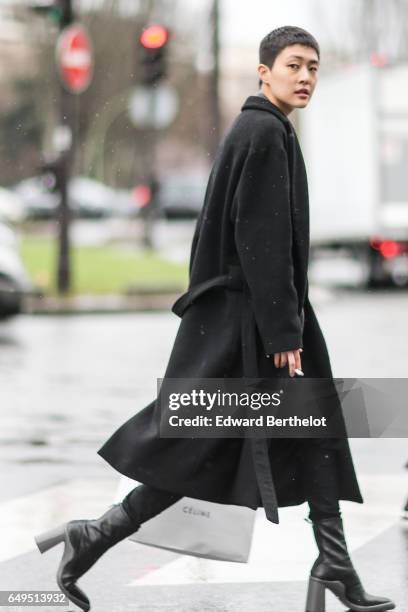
0;478;116;563
0;472;405;589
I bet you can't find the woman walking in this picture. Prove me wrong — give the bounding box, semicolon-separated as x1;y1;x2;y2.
35;26;395;612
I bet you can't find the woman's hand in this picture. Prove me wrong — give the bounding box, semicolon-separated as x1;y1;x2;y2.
274;348;303;377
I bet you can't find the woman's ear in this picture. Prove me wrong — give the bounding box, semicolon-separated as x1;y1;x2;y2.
257;63;268;86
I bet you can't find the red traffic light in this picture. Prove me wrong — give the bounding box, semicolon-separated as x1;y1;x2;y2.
140;25;168;49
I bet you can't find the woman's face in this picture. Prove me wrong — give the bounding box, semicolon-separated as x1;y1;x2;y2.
258;43;319;115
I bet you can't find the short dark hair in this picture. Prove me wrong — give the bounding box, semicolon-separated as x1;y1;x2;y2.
258;25;320;87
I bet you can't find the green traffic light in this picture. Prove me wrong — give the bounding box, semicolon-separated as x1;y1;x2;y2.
29;2;70;23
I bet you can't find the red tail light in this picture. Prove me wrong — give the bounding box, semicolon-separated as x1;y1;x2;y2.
370;238;405;258
380;241;399;258
379;241;399;258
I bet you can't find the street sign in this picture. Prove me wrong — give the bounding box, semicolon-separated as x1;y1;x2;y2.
128;84;179;129
56;23;93;93
52;124;72;152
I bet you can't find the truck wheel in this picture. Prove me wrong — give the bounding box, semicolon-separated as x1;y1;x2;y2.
366;247;389;288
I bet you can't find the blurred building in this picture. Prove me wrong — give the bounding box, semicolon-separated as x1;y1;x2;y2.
220;45;257;125
0;5;35;113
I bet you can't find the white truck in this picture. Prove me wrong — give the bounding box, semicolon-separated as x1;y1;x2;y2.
300;61;408;286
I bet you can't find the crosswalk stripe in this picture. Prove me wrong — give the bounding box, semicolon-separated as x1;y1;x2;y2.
0;472;405;589
0;478;116;562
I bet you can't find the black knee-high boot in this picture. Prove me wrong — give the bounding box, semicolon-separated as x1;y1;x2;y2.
305;515;396;612
34;484;182;611
302;443;395;610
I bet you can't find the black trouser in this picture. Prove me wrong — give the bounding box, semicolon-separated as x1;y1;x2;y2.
300;442;341;521
121;483;183;525
121;444;340;526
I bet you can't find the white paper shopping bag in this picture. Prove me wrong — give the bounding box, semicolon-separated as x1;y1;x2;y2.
114;476;255;563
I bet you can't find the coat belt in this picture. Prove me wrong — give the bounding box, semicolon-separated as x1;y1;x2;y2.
172;265;304;336
171;265;245;317
240;290;280;524
171;264;285;524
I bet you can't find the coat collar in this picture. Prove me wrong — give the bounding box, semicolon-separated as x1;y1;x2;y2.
241;95;291;128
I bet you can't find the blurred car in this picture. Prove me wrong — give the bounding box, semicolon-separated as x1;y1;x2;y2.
113;188;142;218
0;187;26;223
0;222;31;318
13;175;59;220
157;174;208;219
13;175;115;220
69;176;114;219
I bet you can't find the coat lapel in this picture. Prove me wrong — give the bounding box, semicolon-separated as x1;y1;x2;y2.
288;124;310;307
240;95;310;309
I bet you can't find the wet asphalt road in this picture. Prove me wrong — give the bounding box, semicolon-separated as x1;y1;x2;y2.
0;309;179;502
0;286;407;612
0;285;407;502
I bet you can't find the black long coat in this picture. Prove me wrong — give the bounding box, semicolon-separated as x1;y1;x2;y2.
98;95;363;524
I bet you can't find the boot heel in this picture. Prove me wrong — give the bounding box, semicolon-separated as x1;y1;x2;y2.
305;576;326;612
35;524;66;554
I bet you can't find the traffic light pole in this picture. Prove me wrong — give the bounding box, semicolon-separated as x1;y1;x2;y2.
30;0;75;293
57;90;74;293
209;0;221;161
142;91;159;250
138;25;169;250
56;0;74;294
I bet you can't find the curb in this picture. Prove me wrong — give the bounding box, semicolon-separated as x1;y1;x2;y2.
22;292;181;315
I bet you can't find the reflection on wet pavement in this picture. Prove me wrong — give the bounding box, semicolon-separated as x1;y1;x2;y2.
0;313;178;465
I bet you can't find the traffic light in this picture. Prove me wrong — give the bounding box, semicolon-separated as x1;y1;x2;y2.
28;0;73;26
138;25;169;86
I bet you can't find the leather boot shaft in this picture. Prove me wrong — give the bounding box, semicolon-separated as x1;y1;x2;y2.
306;516;395;611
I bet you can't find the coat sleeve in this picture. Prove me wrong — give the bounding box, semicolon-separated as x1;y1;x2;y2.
232;128;303;356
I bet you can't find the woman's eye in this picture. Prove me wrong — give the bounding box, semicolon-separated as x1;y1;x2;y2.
289;64;299;69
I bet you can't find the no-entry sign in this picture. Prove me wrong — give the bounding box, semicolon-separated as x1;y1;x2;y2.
56;23;93;94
